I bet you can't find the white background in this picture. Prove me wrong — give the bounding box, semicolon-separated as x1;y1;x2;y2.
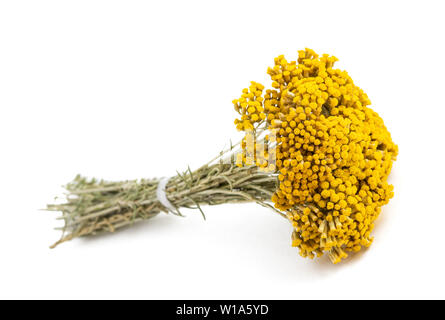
1;0;444;299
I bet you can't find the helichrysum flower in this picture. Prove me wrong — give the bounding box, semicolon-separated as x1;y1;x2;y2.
234;48;398;263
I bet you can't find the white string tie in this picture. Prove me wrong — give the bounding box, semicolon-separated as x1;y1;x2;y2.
156;177;178;214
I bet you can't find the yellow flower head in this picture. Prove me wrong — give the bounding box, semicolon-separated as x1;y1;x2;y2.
234;49;398;263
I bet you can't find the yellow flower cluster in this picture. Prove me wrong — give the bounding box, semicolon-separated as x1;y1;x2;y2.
233;49;398;263
234;81;266;131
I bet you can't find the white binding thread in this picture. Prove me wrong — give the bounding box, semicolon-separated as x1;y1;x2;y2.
156;177;177;214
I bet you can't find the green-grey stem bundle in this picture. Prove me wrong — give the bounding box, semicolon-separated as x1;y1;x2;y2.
47;158;285;248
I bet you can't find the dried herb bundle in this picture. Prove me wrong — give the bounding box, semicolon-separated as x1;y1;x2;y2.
48;48;398;264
